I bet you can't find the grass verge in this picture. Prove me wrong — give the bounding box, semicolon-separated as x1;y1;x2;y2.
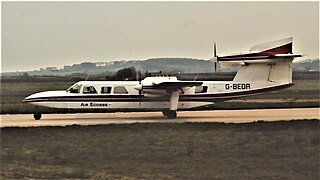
1;120;319;179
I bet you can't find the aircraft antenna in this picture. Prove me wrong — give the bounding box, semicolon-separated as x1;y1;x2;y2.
193;73;199;81
85;74;90;81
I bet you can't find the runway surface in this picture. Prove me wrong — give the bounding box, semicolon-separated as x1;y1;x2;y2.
1;108;319;127
1;108;320;127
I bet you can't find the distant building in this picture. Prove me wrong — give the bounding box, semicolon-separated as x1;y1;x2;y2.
96;62;108;67
45;67;58;71
63;65;72;71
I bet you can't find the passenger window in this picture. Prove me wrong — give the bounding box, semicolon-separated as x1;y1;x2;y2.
101;87;112;94
114;86;128;94
83;86;97;94
195;86;208;93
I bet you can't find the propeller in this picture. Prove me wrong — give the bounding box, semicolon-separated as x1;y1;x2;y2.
211;42;219;72
136;71;143;106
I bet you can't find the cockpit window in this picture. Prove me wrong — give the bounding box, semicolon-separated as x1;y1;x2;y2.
67;84;81;93
83;86;97;94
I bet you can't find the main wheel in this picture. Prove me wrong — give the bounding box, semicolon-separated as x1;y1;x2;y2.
33;112;42;120
166;110;177;119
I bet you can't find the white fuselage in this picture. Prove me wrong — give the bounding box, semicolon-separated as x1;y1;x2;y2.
23;76;292;111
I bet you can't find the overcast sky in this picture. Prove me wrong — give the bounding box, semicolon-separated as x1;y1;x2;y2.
1;1;319;72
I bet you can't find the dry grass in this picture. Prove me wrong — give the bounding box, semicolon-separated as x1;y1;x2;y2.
1;120;319;179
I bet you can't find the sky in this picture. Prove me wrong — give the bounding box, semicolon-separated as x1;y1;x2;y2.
1;1;319;72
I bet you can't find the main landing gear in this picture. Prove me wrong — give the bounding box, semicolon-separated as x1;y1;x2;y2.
33;112;42;120
162;110;177;119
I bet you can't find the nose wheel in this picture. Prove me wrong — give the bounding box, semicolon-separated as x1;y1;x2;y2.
162;110;177;119
33;112;42;120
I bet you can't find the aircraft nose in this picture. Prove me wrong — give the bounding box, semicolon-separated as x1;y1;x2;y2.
23;94;33;103
23;92;44;103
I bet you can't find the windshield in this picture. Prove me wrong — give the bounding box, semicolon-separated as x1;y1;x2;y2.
67;83;81;93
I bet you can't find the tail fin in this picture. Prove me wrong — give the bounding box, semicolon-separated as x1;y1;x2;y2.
217;38;301;84
218;37;301;64
250;37;293;54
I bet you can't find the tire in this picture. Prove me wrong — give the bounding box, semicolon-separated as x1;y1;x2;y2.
33;112;42;120
162;110;177;119
166;110;177;119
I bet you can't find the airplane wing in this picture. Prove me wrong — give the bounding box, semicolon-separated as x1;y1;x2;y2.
136;77;203;111
136;77;203;91
150;81;203;90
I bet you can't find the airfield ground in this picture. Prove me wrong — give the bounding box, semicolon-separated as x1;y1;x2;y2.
1;108;319;127
1;120;319;179
1;72;319;179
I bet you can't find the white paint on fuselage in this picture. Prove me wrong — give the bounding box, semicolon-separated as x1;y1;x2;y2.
24;76;290;110
30;101;211;110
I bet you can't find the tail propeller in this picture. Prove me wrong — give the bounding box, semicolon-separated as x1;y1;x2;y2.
212;42;219;72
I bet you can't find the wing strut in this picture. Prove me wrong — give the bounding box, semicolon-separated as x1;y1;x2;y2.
162;90;180;119
169;90;180;111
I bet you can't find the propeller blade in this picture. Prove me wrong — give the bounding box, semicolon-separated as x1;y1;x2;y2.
214;62;217;72
212;42;218;72
139;76;142;106
214;42;217;57
139;90;141;106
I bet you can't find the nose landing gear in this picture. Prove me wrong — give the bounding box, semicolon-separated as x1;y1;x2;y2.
33;112;42;120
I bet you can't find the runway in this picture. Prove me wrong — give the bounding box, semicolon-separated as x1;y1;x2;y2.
1;108;319;127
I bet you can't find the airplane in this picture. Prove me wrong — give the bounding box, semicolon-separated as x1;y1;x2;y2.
23;37;301;120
